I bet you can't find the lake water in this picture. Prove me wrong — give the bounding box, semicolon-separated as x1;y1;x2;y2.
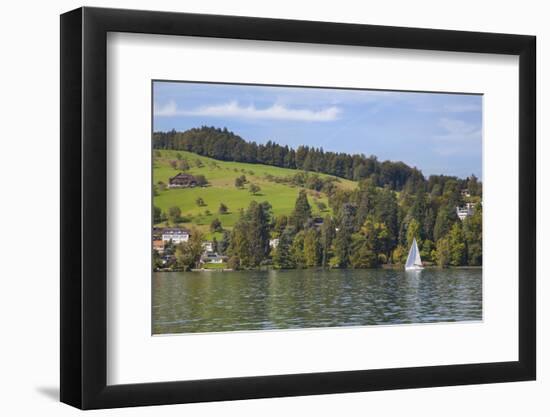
152;268;482;334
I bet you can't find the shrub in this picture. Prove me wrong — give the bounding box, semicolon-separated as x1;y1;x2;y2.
227;256;241;270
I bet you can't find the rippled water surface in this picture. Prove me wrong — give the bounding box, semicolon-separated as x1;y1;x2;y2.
152;268;482;334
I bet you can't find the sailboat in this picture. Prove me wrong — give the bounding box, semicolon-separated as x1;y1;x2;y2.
405;238;424;271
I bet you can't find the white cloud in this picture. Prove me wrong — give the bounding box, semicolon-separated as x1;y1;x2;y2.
433;117;482;154
155;101;178;116
154;100;341;122
440;118;475;133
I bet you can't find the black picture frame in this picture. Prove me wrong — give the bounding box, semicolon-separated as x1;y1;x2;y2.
60;6;536;410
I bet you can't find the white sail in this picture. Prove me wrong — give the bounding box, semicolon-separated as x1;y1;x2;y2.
414;239;422;266
405;238;424;270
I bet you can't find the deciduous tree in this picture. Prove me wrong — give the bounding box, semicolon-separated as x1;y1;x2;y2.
249;183;261;195
175;228;204;270
168;206;181;224
448;222;467;266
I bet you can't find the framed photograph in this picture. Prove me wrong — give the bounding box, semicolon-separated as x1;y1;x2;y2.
60;7;536;409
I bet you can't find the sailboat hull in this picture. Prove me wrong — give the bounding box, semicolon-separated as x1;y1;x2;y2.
405;265;424;271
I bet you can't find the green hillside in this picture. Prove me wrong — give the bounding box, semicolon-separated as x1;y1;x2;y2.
153;150;357;239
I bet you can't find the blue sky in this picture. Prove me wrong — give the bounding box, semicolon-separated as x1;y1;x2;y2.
153;81;482;178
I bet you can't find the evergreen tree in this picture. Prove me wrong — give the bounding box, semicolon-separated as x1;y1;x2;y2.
433;202;458;242
467;174;481;196
320;215;335;267
420;239;435;262
291;189;312;230
406;218;421;248
273;215;288;237
333;203;356;268
408;191;427;238
354;178;377;230
273;227;295;269
247;201;272;266
290;231;306;268
229;211;251;266
218;203;229;214
373;187;398;253
302;152;314;171
303;228;321;267
210;218;223;233
423;204;436;242
375;222;392;263
435;237;450;268
218;230;231;255
230;201;271;267
353;218;389;266
463;203;482;265
350;236;378;268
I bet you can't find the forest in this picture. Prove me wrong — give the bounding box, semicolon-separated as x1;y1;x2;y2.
153;127;482;271
154;127;430;191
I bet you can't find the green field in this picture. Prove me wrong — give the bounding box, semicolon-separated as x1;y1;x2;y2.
153;150;357;239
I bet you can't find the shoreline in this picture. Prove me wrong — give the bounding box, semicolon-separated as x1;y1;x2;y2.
154;265;483;273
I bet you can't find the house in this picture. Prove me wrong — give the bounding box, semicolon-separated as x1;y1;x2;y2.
152;239;164;253
456;202;476;221
161;227;190;244
168;173;198;188
200;252;227;264
269;238;280;249
202;241;214;253
461;189;471;198
312;217;324;228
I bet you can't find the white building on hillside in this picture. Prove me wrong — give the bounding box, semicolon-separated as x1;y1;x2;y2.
202;241;214;253
161;228;190;244
456;203;476;221
201;253;227;264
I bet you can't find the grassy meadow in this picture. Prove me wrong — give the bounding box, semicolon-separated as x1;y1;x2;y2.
153;150;357;239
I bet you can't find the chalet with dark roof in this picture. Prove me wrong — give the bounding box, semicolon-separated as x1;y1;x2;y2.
168;173;198;188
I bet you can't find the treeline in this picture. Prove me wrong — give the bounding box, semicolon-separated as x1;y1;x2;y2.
153;126;482;194
172;179;482;270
